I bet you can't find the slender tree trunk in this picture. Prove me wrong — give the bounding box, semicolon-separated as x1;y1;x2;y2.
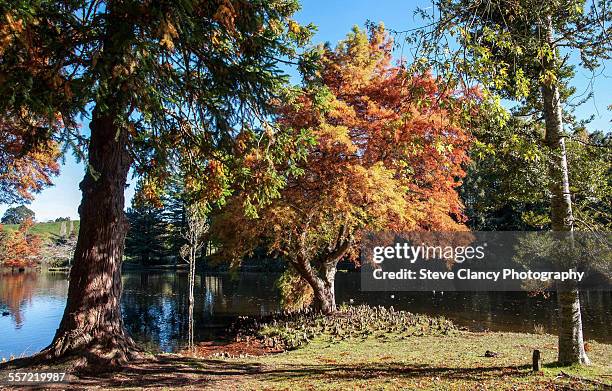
39;109;139;365
189;247;196;306
188;248;196;350
183;204;205;350
542;15;590;366
557;286;589;364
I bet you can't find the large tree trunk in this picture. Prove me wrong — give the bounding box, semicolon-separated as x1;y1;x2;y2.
38;109;140;366
0;3;141;371
542;15;590;366
0;108;141;371
293;232;351;315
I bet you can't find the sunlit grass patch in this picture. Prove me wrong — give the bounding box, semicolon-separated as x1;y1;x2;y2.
228;330;612;390
2;221;79;243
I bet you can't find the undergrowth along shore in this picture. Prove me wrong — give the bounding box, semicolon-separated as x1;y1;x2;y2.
227;304;457;351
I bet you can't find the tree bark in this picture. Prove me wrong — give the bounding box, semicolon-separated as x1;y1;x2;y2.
293;260;337;315
35;109;140;366
557;288;589;364
188;254;195;350
293;232;351;315
187;240;196;350
306;261;337;315
542;15;590;366
0;2;142;371
313;264;337;315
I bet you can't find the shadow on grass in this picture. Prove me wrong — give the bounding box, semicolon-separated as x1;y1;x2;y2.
251;362;534;384
62;356;264;389
52;358;535;389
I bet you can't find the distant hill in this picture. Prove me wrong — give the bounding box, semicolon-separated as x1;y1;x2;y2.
2;220;80;242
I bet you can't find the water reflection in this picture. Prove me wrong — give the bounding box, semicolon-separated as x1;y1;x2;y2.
0;270;610;359
121;271;280;352
0;272;38;328
0;271;68;357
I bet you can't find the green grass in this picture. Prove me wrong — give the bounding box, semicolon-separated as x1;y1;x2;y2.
2;220;80;242
179;306;612;390
1;328;609;390
225;331;612;390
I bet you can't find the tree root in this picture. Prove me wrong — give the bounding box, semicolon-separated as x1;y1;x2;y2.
0;333;150;373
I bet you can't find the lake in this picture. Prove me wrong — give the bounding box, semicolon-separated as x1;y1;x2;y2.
1;270;610;359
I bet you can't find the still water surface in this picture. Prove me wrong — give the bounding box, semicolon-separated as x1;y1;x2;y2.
1;270;610;358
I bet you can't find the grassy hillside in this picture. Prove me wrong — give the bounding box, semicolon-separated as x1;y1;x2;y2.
1;220;80;242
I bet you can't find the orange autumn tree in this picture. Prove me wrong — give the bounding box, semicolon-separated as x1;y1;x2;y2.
0;118;61;204
1;13;61;203
0;218;42;268
212;25;473;314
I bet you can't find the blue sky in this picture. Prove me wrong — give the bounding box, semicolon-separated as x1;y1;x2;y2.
1;0;610;222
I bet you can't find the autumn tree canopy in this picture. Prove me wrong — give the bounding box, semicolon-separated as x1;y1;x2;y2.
212;25;474;314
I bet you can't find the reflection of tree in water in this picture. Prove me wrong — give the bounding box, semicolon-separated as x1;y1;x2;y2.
0;272;68;329
122;272;187;352
581;291;612;341
203;275;222;316
1;271;610;354
120;271;612;347
122;272;202;351
0;272;37;327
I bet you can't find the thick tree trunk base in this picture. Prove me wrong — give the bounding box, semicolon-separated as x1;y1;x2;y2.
293;262;338;316
313;284;337;315
2;108;145;373
0;330;146;372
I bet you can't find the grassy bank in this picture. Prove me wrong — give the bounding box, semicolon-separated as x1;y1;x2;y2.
4;330;608;390
1;307;610;390
2;221;80;243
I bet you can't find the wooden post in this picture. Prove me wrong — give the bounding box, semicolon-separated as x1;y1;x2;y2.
532;349;542;372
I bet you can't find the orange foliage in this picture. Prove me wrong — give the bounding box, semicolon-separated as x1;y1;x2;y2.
0;218;42;268
0;118;61;202
1;11;63;203
297;25;472;233
0;12;25;57
213;0;237;32
213;25;474;270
